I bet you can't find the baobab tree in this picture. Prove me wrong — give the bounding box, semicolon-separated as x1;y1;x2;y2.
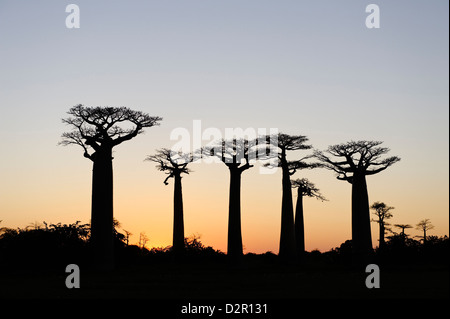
146;148;193;257
209;138;256;261
394;224;413;237
60;104;162;269
291;178;326;259
416;219;434;244
123;229;132;246
315;140;400;260
370;201;394;250
266;133;319;260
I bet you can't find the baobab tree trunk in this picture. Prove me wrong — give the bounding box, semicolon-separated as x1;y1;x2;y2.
173;172;185;256
351;173;373;262
227;168;243;260
279;166;296;260
294;189;305;259
379;222;385;250
90;147;114;270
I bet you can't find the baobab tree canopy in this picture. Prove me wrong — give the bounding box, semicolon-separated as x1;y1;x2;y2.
60;104;163;159
291;178;327;201
213;138;256;169
266;133;318;173
146;148;193;185
370;202;394;222
314;140;400;183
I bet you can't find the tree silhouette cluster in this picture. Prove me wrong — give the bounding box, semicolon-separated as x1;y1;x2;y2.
0;103;420;272
326;233;449;266
370;201;394;250
0;221;227;270
369;203;439;258
0;221;91;270
55;105;408;267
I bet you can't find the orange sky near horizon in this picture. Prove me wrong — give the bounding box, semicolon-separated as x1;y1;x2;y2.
0;124;448;254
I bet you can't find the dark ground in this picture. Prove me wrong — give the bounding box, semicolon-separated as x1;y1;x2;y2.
0;258;447;300
1;227;448;315
0;259;447;318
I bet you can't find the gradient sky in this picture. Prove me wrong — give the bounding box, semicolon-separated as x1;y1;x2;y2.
0;1;448;253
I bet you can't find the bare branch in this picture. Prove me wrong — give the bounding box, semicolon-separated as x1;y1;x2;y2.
59;131;94;161
366;156;401;175
291;178;327;201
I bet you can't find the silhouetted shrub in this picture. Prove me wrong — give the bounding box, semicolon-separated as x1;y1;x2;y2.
0;221;90;270
325;240;353;265
0;221;131;270
1;221;447;270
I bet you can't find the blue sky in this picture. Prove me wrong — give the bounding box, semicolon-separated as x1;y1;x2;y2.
1;1;448;133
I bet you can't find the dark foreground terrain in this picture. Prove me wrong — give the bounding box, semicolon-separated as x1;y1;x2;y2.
1;223;448;306
0;257;448;300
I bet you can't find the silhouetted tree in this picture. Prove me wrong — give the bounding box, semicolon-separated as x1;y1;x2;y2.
370;201;394;250
183;234;225;260
0;220;6;235
267;133;318;260
416;219;434;244
315;141;400;260
138;232;149;250
394;224;412;237
0;221;90;269
291;178;326;259
123;229;132;246
60;104;162;269
393;224;412;246
210;139;255;261
146;148;193;256
26;221;43;230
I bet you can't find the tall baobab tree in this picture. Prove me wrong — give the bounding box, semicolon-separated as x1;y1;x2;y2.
315;141;400;260
209;138;256;260
291;178;326;259
394;224;412;237
266;133;319;260
60;104;162;269
416;219;434;244
146;148;192;256
370;201;394;250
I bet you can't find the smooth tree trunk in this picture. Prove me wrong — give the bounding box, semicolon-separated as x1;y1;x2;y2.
351;172;373;261
379;222;385;250
90;147;114;270
294;189;305;259
227;168;243;260
172;172;185;256
279;164;296;260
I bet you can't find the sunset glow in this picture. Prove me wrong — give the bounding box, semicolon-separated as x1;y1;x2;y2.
0;1;448;255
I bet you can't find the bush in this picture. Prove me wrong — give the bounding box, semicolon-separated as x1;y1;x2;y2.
0;221;90;270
